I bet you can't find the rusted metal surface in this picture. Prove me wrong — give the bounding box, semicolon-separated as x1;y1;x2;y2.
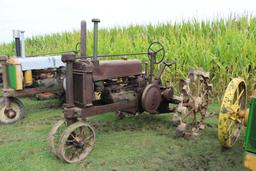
73;61;94;107
93;60;142;81
92;18;100;61
49;19;212;163
80;101;137;118
0;56;8;90
3;88;44;97
80;20;87;60
2;86;63;97
141;84;161;113
175;69;212;137
62;53;75;108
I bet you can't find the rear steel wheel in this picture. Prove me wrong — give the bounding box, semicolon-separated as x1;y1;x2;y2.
176;69;212;136
0;97;25;124
218;78;247;147
57;121;95;163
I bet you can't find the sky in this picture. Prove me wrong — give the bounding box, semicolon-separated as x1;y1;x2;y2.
0;0;256;43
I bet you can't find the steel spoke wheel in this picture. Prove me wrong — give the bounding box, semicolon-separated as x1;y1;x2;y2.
57;121;95;163
48;120;67;156
218;78;247;148
176;69;212;136
0;97;25;124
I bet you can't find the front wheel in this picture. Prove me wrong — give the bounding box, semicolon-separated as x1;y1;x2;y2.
48;121;96;163
0;97;25;124
48;120;67;156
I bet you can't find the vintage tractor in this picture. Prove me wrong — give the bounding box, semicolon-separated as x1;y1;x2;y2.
48;19;212;163
0;30;65;124
218;78;256;170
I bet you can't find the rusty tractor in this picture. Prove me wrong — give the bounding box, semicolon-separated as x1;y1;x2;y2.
48;19;212;163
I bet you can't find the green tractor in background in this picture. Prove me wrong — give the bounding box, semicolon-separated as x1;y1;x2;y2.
0;30;65;125
218;78;256;170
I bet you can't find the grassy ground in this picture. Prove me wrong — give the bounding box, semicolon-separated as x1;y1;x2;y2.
0;97;248;171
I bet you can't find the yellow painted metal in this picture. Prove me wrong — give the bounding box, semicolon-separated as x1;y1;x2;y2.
24;70;32;86
95;92;101;100
7;57;18;65
244;152;256;171
15;65;23;90
218;78;247;147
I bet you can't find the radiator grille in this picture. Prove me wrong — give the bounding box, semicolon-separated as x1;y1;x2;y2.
73;73;83;104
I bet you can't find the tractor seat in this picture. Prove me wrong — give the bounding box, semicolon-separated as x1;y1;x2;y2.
93;59;142;81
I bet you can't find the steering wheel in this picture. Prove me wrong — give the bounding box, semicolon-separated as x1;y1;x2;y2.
147;42;165;64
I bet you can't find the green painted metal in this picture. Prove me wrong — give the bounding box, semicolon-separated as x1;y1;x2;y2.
244;97;256;154
7;64;17;89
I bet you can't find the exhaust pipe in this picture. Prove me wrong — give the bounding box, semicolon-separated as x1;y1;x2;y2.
92;18;100;61
13;30;21;57
20;31;25;58
13;30;26;58
80;20;87;60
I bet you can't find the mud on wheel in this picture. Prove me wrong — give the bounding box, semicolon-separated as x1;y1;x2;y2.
49;120;96;163
0;97;25;124
174;69;212;137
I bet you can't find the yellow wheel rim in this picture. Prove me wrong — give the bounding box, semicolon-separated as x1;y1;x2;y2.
218;78;247;147
0;97;25;124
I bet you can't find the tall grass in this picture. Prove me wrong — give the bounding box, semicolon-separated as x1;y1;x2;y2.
1;16;256;100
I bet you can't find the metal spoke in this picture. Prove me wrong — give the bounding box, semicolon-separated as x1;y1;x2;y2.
149;47;154;52
234;89;244;106
79;127;85;139
65;144;74;150
155;48;164;53
181;110;193;121
177;69;211;136
66;140;74;143
70;133;76;139
84;134;94;142
227;120;234;135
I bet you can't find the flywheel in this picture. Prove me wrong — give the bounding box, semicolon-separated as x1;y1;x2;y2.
218;78;247;148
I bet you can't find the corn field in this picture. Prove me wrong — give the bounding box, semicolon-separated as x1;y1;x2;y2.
1;16;256;100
